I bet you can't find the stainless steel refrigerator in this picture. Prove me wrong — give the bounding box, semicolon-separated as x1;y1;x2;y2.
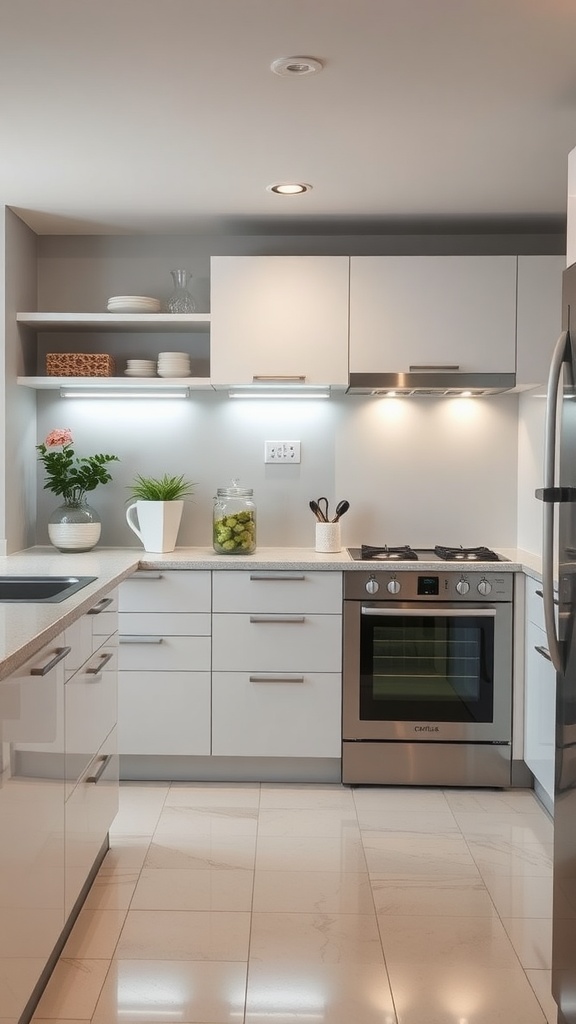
538;261;576;1024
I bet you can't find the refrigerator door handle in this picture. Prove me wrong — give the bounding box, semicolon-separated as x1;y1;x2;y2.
539;330;569;672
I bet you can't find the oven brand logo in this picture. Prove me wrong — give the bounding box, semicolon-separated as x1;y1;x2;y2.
414;725;440;733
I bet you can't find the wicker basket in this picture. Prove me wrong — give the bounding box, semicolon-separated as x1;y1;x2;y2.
46;353;116;377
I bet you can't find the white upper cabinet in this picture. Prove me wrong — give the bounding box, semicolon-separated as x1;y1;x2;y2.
349;256;518;374
210;256;350;386
516;255;565;388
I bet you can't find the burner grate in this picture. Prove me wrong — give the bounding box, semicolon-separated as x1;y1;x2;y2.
360;544;419;561
434;545;499;562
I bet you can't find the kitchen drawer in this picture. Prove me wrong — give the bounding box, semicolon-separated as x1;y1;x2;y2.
212;671;341;757
119;612;211;636
65;644;117;794
118;634;211;672
212;570;342;613
212;613;342;672
524;617;556;804
525;576;558;630
89;590;118;648
118;671;211;755
65;727;118;918
119;570;211;613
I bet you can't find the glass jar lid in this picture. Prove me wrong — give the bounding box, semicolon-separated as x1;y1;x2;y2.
216;479;253;498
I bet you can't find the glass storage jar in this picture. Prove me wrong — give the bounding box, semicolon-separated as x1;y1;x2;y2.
213;482;256;554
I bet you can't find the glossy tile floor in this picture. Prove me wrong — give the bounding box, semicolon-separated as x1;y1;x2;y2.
31;782;557;1024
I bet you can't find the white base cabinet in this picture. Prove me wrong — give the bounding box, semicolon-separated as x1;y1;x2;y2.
524;578;556;808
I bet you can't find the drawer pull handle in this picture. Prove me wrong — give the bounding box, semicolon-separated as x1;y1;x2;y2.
86;754;112;784
535;644;553;662
249;615;306;624
86;651;114;676
409;364;460;371
87;597;114;615
252;375;306;382
535;589;559;606
126;572;164;580
249;573;306;581
119;635;164;644
30;646;71;676
249;674;305;683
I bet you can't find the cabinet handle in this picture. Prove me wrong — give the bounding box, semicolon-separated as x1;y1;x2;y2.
119;635;164;644
87;597;113;615
249;573;306;581
249;615;306;623
86;651;114;675
252;375;306;382
249;674;305;683
535;645;553;662
86;754;112;784
30;645;71;676
125;572;164;580
409;364;460;371
535;589;559;607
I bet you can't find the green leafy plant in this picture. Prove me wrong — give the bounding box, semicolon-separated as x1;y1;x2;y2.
36;428;119;504
127;473;196;501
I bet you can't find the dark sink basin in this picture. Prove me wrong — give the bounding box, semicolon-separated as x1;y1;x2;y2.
0;576;97;603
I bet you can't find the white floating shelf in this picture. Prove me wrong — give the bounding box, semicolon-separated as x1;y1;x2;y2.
17;312;211;332
17;376;215;391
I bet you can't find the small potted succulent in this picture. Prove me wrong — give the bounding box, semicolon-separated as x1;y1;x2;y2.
125;473;195;553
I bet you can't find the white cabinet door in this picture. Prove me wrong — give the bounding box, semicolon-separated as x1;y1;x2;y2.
524;618;556;805
119;570;211;613
65;643;118;796
212;613;342;673
213;570;342;613
118;672;211;755
349;256;517;373
212;672;341;757
516;255;564;388
210;256;350;385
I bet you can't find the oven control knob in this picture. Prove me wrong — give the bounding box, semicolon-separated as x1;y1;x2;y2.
365;577;380;595
477;579;492;596
387;579;401;595
456;579;470;595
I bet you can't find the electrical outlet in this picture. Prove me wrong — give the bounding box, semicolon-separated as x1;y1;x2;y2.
264;441;301;464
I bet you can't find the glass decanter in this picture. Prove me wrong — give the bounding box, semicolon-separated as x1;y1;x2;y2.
167;269;196;313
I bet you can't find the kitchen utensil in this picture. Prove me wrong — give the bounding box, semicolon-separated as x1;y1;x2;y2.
332;499;350;522
316;497;329;522
309;499;327;523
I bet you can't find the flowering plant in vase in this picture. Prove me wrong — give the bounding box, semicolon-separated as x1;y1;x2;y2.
36;428;119;553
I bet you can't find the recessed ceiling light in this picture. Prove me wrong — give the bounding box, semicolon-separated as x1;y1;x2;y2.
270;56;323;77
267;182;312;195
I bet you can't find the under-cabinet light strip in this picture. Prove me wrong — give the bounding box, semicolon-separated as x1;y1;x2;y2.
59;386;191;399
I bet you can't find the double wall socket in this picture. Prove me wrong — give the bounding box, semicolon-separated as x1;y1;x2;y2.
264;441;301;464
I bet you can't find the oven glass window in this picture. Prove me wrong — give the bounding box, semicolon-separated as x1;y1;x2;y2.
359;613;494;722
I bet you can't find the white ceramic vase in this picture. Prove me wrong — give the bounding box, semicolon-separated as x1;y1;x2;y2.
125;500;183;553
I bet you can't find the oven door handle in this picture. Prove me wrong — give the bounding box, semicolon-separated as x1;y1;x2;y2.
361;606;497;617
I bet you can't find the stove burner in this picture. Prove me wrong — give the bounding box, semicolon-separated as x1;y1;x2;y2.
434;545;499;562
360;544;419;561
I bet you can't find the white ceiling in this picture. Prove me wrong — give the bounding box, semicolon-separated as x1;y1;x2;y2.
3;0;576;235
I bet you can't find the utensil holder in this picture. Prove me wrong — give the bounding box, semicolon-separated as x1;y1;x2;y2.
315;522;341;553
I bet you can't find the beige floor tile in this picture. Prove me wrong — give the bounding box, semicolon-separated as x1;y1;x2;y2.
255;834;367;872
371;876;497;917
364;833;481;878
483;873;553;918
165;782;261;807
501;917;553;969
32;1020;89;1024
154;805;259;836
257;807;360;837
259;784;356;809
387;961;547;1023
377;913;519;968
252;870;374;913
62;908;126;959
115;909;251;960
99;835;151;873
249;911;384;964
90;958;248;1024
82;871;139;911
453;810;554;844
244;962;397;1024
526;969;557;1024
353;787;451;813
144;832;257;870
130;867;254;911
444;788;544;815
357;808;460;834
466;837;553;878
109;783;169;836
33;959;111;1020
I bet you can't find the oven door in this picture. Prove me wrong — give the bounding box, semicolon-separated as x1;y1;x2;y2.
343;601;513;742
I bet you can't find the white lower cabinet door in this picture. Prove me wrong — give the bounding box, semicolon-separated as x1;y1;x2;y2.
212;614;342;672
118;635;210;671
65;643;118;796
65;728;119;918
212;672;341;757
524;618;556;804
118;671;211;755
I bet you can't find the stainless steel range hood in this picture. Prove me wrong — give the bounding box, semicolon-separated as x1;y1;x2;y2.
347;370;516;397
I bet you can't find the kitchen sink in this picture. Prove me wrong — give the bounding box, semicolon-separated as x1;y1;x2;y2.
0;576;97;603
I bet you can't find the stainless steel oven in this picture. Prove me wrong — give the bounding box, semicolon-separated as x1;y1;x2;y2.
342;568;514;786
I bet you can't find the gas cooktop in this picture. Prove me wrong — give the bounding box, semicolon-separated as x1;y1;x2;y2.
347;544;509;563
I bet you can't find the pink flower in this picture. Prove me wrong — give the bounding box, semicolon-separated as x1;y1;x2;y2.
44;428;73;448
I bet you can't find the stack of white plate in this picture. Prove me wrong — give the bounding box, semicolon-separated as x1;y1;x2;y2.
107;295;161;313
125;359;157;378
157;351;191;378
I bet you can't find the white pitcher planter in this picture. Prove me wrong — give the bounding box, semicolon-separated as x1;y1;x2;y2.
126;500;183;553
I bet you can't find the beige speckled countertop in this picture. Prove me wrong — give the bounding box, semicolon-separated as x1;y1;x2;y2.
0;544;542;682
